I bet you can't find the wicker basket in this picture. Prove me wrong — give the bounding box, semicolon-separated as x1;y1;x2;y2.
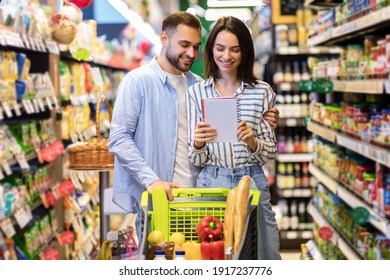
67;95;114;170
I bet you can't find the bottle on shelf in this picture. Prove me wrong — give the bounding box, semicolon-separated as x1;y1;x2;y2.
293;129;301;153
286;129;294;153
277;162;287;189
284;64;293;83
293;61;302;82
273;62;284;84
294;163;302;188
301;91;310;117
298;200;307;230
290;200;299;230
280;200;290;230
277;127;287;153
284;92;293;118
286;163;295;189
301;61;311;81
292;91;302;117
301;162;310;188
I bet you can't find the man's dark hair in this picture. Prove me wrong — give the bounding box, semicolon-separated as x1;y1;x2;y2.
162;11;202;34
203;16;258;86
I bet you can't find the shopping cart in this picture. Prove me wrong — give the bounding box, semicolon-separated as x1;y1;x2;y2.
139;187;260;260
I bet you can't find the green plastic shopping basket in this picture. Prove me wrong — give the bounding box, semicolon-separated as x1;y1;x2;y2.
139;187;260;260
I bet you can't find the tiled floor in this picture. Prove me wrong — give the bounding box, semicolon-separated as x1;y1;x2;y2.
280;250;302;260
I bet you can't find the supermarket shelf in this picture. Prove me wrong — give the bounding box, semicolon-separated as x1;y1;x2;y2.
280;230;313;240
279;188;313;198
308;6;390;46
308;203;362;260
307;121;390;167
7;153;37;168
307;30;332;47
307;121;337;142
337;186;390;239
279;118;306;127
277;153;312;163
305;240;325;260
275;82;299;92
309;163;390;239
304;0;341;8
333;80;386;94
308;163;337;194
276;46;342;55
336;133;390;168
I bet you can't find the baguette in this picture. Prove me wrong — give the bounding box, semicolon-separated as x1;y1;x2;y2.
224;187;236;253
233;175;250;254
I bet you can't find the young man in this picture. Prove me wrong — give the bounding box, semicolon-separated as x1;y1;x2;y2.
108;11;279;240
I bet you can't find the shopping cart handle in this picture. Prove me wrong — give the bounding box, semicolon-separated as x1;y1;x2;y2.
172;188;230;198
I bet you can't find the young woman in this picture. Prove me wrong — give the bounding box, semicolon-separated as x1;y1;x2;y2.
186;16;281;260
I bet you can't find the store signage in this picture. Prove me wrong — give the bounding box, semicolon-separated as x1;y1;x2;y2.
313;78;334;94
352;206;370;226
298;80;313;92
318;226;333;240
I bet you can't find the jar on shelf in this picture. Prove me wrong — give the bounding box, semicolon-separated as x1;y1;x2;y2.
330;105;341;129
379;108;390;145
362;172;376;203
369;114;382;143
354;112;370;139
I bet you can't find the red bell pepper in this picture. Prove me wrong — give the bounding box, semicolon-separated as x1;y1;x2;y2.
200;236;225;260
195;215;223;241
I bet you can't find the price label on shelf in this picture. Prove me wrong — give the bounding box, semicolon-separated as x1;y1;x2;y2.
45;97;53;110
16;154;30;170
37;98;46;112
1;161;12;176
2;102;13;118
286;118;297;127
53;96;59;109
0;218;16;238
32;99;40;112
13;102;21;116
384;80;390;94
21;100;31;114
14;206;32;229
26;100;35;113
91;67;104;88
21;34;30;49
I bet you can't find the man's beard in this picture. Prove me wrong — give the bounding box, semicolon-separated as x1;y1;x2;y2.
166;48;193;72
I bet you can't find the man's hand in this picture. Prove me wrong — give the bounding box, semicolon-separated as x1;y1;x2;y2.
147;180;180;201
263;107;280;128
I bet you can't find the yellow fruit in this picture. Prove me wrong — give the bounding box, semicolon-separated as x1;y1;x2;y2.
169;232;186;247
147;230;164;245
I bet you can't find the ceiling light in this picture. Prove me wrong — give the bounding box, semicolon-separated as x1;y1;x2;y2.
205;8;252;21
107;0;161;54
207;0;264;7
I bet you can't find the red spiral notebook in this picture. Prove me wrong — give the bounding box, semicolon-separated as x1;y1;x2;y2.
201;97;238;143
